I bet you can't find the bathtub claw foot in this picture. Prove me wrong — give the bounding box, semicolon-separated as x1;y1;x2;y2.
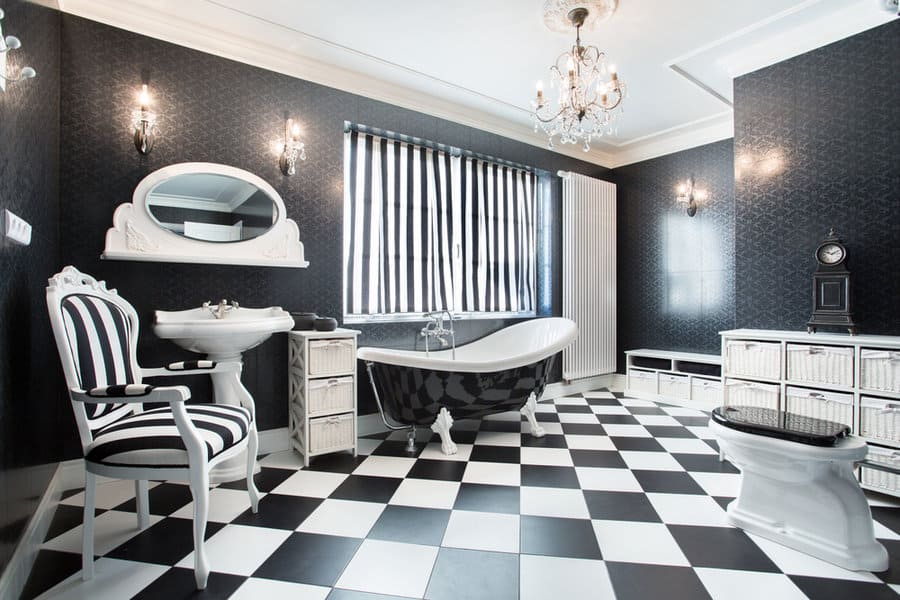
521;394;546;438
431;407;457;455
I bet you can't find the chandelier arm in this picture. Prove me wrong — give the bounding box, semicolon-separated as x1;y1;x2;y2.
533;105;568;124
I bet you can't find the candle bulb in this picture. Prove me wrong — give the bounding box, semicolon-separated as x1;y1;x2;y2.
291;122;301;141
567;56;575;77
536;80;544;104
138;84;150;111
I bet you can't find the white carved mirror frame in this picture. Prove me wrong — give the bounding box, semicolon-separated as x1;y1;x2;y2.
102;162;309;268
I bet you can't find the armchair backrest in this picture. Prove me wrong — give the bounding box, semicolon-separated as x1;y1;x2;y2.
47;266;142;450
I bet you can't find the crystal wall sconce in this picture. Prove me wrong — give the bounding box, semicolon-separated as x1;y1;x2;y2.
676;176;708;217
0;8;36;92
132;84;157;155
277;118;307;176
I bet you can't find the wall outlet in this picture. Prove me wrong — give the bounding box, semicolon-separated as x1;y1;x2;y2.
3;209;32;245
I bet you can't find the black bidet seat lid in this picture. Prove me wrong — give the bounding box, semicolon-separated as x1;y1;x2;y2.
711;406;851;447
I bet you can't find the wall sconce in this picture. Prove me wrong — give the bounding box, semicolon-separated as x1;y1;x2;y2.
277;118;307;176
0;8;36;92
676;176;708;217
131;84;157;155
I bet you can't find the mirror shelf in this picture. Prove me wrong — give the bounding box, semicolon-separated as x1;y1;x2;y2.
102;162;308;268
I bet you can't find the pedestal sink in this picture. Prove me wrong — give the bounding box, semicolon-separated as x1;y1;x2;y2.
154;305;294;482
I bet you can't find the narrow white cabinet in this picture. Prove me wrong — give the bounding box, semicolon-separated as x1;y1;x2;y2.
288;328;360;467
720;329;900;497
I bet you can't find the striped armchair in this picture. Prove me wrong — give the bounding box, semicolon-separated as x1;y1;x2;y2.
46;266;259;590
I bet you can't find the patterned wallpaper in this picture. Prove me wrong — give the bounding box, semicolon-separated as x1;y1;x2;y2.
0;0;60;570
57;15;609;447
613;140;736;372
733;19;900;334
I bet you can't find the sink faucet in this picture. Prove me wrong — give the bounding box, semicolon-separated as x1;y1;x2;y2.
421;310;456;358
202;299;240;319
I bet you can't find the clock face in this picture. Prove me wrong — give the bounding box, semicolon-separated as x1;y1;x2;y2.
816;242;845;265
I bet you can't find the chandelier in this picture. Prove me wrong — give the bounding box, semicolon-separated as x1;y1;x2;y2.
532;1;626;151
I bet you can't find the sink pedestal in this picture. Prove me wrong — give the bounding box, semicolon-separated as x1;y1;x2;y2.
207;352;262;484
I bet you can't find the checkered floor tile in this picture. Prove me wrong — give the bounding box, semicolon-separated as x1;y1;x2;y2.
22;390;900;599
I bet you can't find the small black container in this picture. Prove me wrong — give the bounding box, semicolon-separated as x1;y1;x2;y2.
313;317;339;332
291;312;318;330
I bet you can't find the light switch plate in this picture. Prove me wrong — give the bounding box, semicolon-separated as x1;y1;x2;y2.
3;209;31;245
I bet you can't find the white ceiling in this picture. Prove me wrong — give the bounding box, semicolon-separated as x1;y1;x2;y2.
58;0;896;167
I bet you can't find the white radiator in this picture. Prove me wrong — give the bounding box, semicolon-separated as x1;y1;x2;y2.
560;171;616;381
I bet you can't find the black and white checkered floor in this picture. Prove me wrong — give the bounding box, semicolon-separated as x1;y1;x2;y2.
23;390;900;599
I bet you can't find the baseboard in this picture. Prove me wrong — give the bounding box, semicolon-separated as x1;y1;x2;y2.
258;427;289;455
358;412;389;436
543;373;624;399
0;464;64;600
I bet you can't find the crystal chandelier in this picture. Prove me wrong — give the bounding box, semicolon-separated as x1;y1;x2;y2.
532;1;626;151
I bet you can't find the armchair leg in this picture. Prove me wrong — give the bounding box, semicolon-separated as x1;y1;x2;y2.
82;471;96;581
189;469;211;590
247;428;260;513
135;480;150;530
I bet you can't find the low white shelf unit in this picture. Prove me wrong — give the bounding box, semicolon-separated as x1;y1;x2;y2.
288;328;360;467
624;349;722;410
720;328;900;497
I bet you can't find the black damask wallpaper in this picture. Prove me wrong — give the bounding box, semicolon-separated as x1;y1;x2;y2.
733;19;900;334
0;0;60;569
57;15;609;455
613;140;736;372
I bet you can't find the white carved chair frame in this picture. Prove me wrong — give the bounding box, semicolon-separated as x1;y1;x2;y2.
46;266;261;590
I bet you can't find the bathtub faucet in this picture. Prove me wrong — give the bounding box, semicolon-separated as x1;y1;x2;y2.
421;310;456;358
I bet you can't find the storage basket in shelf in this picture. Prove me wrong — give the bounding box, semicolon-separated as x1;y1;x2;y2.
309;413;355;453
859;396;900;444
786;344;854;387
691;378;722;404
307;376;354;414
308;339;355;376
725;340;781;380
659;374;689;400
860;446;900;495
723;379;779;409
627;369;657;395
860;349;900;394
784;386;853;429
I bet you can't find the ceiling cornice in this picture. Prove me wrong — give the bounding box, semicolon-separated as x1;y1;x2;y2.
58;0;620;168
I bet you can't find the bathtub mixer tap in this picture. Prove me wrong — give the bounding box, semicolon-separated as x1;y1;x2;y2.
421;310;456;359
202;299;239;319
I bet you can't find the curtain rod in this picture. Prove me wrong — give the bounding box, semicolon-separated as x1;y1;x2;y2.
344;121;544;175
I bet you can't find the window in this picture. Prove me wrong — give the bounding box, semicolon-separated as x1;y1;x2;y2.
343;129;537;321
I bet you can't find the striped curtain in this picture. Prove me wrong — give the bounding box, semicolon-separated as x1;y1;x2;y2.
344;131;536;317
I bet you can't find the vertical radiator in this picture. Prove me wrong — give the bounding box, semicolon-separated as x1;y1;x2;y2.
560;171;617;381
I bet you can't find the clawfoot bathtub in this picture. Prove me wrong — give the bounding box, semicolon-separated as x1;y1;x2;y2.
358;317;578;454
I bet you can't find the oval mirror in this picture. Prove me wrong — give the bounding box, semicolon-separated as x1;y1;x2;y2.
145;172;278;243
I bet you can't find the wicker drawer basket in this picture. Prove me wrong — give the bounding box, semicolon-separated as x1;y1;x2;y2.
308;376;354;415
659;374;689;400
786;344;854;387
724;379;779;409
691;378;722;405
628;369;657;395
309;339;355;376
859;396;900;444
309;413;355;454
860;349;900;394
725;341;781;380
860;446;900;495
784;386;853;429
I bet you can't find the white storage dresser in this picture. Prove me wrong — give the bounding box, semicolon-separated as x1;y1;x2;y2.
288;328;360;467
720;329;900;497
624;349;722;410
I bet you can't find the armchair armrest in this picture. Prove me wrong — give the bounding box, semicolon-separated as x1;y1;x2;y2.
71;384;190;404
141;361;241;379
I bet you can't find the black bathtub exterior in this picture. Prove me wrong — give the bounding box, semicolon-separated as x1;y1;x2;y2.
367;356;556;426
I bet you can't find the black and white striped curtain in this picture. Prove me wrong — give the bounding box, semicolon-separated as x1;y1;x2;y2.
344;131;536;317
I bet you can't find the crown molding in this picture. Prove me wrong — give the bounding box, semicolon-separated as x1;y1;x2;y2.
58;0;617;168
605;111;734;168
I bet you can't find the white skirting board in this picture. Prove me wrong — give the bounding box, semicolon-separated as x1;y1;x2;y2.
0;464;65;600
